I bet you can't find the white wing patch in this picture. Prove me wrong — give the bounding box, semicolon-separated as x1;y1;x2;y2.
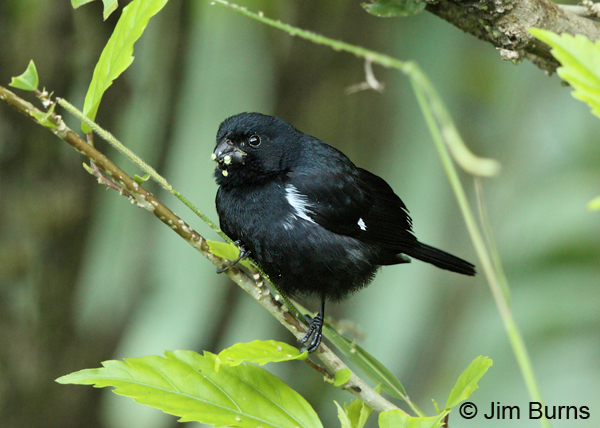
357;218;367;231
285;184;315;224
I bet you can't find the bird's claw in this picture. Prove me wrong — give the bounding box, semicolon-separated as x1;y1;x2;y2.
299;304;325;353
216;241;250;273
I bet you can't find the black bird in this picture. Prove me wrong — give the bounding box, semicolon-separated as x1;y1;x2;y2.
213;112;475;352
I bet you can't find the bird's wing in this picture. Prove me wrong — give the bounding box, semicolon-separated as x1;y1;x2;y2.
285;166;370;236
286;167;419;251
354;168;418;250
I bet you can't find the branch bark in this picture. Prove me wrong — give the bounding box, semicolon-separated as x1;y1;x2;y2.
424;0;600;73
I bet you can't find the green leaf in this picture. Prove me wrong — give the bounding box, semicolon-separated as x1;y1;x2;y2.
133;173;151;184
529;29;600;120
82;163;95;176
207;240;253;270
81;0;168;133
71;0;96;8
31;102;57;129
445;356;492;409
336;398;374;428
216;340;307;371
71;0;118;19
102;0;119;19
588;195;600;211
9;60;39;91
323;325;407;400
57;350;323;428
333;368;352;387
334;399;373;428
335;401;352;428
378;410;444;428
528;30;600;213
362;0;425;17
345;398;373;428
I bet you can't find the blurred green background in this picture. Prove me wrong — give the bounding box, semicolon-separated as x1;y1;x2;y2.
1;1;599;427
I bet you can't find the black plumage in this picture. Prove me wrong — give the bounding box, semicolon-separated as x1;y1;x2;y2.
213;112;475;352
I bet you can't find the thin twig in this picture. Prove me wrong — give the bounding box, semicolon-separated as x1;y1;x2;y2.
304;358;333;380
560;2;600;19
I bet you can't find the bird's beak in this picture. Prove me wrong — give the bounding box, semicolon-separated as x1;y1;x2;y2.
212;139;246;166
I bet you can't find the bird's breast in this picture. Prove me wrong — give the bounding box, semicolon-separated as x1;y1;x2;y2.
217;182;298;239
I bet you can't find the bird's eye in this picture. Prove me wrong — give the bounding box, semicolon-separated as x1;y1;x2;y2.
248;134;261;147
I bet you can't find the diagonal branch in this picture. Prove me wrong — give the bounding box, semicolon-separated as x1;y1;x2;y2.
423;0;600;73
0;84;400;415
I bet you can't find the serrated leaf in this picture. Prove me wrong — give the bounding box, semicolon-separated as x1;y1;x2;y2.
207;240;253;270
333;369;352;387
445;356;492;409
216;340;307;371
9;60;39;91
323;325;407;400
529;29;600;120
81;0;168;133
346;398;373;428
57;350;323;428
335;401;353;428
362;0;425;17
378;410;444;428
588;195;600;211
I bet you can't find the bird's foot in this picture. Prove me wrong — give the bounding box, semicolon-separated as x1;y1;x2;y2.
216;241;250;273
299;306;324;353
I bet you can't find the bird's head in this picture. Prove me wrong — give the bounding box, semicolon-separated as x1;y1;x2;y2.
213;112;299;186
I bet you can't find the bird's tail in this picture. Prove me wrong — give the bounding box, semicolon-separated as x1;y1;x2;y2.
405;242;476;276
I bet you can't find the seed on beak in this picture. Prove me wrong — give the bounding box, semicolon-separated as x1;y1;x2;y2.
223;155;232;165
211;153;217;161
222;170;228;177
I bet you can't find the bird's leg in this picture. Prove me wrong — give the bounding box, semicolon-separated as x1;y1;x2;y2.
299;298;325;353
216;241;250;273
